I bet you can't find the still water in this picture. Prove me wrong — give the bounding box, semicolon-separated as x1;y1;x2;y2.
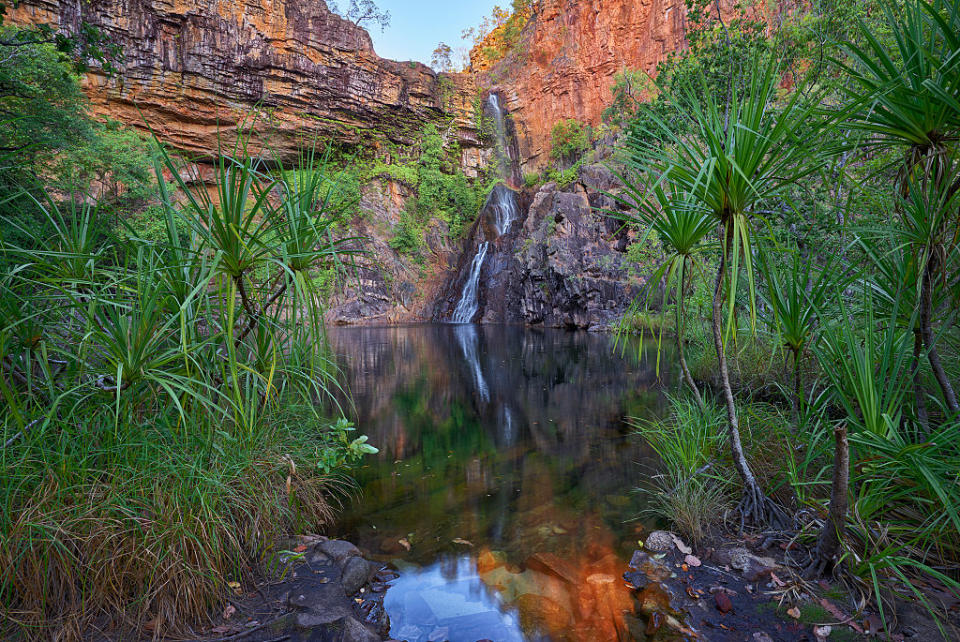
328;325;670;642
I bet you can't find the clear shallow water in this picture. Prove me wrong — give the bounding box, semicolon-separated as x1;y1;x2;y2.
328;325;670;642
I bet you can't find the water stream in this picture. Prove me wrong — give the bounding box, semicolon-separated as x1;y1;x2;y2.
450;94;521;323
451;242;490;324
329;325;670;641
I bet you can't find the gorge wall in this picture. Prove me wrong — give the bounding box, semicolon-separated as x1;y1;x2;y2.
8;0;481;166
477;0;741;169
9;0;742;328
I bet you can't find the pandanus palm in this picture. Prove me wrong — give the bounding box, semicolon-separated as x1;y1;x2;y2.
624;55;830;526
842;0;960;413
757;248;847;431
611;176;716;407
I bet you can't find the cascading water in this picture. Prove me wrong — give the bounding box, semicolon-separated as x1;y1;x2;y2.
449;93;522;323
452;241;489;323
490;184;520;236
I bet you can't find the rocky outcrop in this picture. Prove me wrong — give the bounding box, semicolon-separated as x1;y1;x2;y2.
433;164;642;329
8;0;480;165
495;167;640;329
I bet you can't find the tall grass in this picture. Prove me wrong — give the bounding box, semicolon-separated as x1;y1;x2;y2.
632;397;732;544
0;135;374;639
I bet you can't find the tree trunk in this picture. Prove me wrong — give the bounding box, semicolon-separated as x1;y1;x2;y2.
806;423;849;577
790;348;803;433
920;267;959;414
678;258;704;408
912;329;930;438
712;231;786;528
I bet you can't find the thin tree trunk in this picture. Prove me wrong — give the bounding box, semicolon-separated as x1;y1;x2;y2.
920;267;959;414
806;423;849;577
912;329;930;438
790;348;803;433
678;258;704;408
712;231;785;528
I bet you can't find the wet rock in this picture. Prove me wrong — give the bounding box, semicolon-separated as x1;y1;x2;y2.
320;539;362;566
338;616;382;642
626;550;672;583
309;550;331;566
715;591;733;613
716;546;780;581
477;549;508;574
644;530;676;553
753;633;775;642
341;557;378;596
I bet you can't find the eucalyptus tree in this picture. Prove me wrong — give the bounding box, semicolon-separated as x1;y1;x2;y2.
842;0;960;413
622;55;830;527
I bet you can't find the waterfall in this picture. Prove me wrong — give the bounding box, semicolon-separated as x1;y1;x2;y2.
448;92;521;324
452;241;489;323
490;184;520;236
488;94;511;181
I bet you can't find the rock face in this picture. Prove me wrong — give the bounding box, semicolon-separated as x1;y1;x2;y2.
481;0;741;169
8;0;480;164
499;173;639;329
434;164;641;330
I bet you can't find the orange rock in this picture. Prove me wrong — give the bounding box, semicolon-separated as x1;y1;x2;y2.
8;0;482;166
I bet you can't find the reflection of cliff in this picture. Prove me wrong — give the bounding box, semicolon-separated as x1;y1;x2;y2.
329;325;670;640
328;325;669;555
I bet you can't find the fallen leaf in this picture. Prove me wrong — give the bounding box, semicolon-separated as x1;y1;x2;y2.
293;544;308;553
769;571;786;587
222;605;236;620
681;563;689;571
787;606;801;619
715;592;733;613
227;581;242;595
686;586;702;600
398;538;411;551
452;538;474;547
818;598;864;633
684;554;702;567
671;534;693;555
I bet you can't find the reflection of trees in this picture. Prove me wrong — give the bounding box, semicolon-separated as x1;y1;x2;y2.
328;325;668;562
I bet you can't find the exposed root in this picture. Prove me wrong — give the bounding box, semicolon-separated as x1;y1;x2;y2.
737;482;790;531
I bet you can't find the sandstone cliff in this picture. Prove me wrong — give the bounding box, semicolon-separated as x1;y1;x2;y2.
8;0;480;164
478;0;745;169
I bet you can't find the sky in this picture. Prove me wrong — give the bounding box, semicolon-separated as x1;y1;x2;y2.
353;0;501;66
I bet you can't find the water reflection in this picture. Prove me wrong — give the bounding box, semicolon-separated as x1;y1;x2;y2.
328;325;670;641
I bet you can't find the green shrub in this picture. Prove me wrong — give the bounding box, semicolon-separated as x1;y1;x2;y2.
0;136;376;639
389;207;425;256
550;119;591;166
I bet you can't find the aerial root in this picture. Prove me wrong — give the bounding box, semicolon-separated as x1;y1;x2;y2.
738;482;790;532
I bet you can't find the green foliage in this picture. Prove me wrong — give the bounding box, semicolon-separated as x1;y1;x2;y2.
51;118;159;204
389;207;425;256
550;119;591;166
542;163;581;189
633;397;732;544
602;68;650;126
0;27;90;169
0;132;378;638
618;0;960;624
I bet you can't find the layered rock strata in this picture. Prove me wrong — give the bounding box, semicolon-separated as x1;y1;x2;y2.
8;0;480;165
478;0;747;169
